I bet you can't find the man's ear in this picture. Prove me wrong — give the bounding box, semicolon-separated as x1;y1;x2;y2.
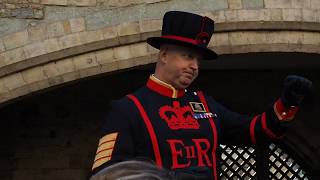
159;46;168;64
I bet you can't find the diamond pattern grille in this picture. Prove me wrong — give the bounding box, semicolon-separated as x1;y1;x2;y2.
268;143;308;180
219;143;309;180
219;145;257;179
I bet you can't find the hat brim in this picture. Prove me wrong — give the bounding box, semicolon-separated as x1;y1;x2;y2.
147;37;218;60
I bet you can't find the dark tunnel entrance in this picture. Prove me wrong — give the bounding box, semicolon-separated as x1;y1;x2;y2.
1;52;319;180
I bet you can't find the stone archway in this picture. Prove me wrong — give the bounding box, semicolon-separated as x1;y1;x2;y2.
1;0;320;105
1;0;320;179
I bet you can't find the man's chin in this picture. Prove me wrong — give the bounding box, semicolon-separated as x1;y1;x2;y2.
178;80;192;89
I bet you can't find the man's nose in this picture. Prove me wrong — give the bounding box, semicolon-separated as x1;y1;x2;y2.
190;59;199;70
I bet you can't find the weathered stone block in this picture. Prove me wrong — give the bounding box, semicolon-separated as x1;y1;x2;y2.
303;32;320;45
79;30;104;44
129;43;148;58
43;38;61;53
282;9;302;21
265;32;285;44
236;9;271;21
292;0;311;8
63;20;71;34
95;48;115;65
28;79;50;93
2;72;26;90
106;0;143;7
42;62;60;78
225;10;238;22
134;56;152;66
28;25;47;42
0;39;5;52
78;65;101;78
101;26;119;46
270;31;303;44
114;46;132;60
210;33;229;47
242;0;263;9
73;52;98;70
33;9;44;19
118;21;141;44
231;31;267;46
21;66;47;83
23;42;46;58
265;0;292;8
270;9;283;21
0;78;9;94
101;26;118;39
47;21;66;38
139;19;162;33
11;85;33;101
260;9;273;21
0;79;11;102
118;21;140;36
247;32;267;44
229;32;249;45
201;0;229;11
40;0;68;6
61;71;80;83
5;4;16;9
206;11;226;23
58;33;82;49
54;58;79;82
228;0;242;9
55;58;75;74
3;30;29;50
237;9;260;21
43;62;64;86
3;47;26;65
69;17;86;33
117;58;135;70
302;9;317;22
100;61;118;73
311;0;320;10
68;0;97;6
0;52;5;67
317;10;320;22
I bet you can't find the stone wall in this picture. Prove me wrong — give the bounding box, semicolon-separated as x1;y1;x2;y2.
0;0;43;19
0;0;319;105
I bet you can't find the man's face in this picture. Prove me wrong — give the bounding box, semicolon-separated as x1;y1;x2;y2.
160;44;203;89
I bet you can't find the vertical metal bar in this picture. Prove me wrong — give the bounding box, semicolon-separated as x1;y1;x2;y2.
255;142;270;180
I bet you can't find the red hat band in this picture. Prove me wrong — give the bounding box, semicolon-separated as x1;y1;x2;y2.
161;34;209;46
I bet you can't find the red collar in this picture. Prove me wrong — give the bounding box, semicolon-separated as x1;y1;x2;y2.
146;75;185;98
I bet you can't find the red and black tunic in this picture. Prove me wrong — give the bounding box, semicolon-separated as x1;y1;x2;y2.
91;75;298;179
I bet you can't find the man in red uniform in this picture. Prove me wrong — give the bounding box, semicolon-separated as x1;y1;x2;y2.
90;11;312;179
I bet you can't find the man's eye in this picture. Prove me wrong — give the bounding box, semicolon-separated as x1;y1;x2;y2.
182;53;193;59
188;54;194;59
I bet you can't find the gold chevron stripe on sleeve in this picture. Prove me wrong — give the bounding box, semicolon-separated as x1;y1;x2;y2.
94;148;113;161
99;132;118;145
92;132;118;170
92;156;111;170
